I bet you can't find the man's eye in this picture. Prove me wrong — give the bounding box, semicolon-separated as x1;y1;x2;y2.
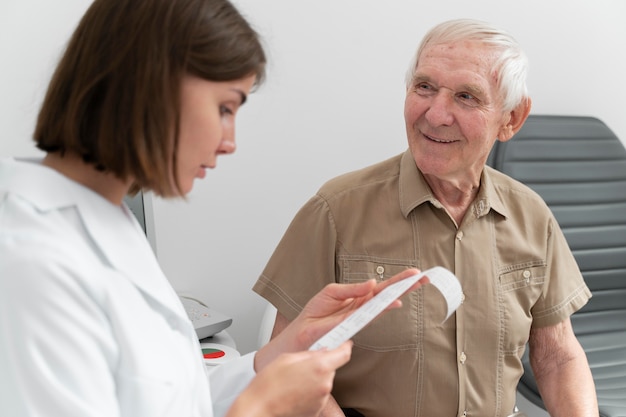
414;82;435;95
457;92;481;107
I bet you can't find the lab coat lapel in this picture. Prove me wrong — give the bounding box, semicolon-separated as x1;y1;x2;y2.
78;196;187;321
5;158;189;327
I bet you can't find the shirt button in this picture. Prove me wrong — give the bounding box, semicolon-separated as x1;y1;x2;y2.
456;231;464;240
461;292;466;303
523;270;531;283
376;265;385;275
460;352;467;364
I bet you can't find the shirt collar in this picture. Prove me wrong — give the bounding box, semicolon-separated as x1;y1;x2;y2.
398;150;509;220
478;166;509;219
398;150;436;218
2;157;84;212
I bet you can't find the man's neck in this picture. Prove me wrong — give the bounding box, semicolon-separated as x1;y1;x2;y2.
423;173;480;226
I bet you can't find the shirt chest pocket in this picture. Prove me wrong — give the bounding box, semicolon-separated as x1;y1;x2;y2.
499;265;546;351
338;256;420;350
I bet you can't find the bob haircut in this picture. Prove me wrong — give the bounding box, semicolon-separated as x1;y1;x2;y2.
34;0;266;197
404;18;528;113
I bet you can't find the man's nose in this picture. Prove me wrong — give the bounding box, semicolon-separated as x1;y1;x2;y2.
425;92;455;126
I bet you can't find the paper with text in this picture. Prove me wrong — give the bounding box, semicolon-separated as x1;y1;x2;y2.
309;266;462;351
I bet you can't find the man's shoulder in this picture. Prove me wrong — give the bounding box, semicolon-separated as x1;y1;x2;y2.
485;165;550;210
317;153;403;199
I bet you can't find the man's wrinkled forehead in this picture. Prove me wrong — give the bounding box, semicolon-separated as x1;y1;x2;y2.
416;41;499;81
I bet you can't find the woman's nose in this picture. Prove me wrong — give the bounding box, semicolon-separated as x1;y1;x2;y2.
218;138;236;155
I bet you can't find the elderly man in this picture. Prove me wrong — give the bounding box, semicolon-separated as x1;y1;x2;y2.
253;19;598;417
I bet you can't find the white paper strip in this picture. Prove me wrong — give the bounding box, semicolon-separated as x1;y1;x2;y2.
309;266;462;351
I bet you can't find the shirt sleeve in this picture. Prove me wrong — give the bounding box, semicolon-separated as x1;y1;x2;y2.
208;352;256;417
530;215;592;328
253;194;338;321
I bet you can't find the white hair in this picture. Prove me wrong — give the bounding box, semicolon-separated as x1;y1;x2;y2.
405;18;529;112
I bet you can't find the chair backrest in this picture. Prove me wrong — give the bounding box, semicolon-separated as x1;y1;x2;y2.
487;115;626;417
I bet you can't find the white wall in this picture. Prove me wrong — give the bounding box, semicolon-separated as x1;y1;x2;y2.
2;0;625;368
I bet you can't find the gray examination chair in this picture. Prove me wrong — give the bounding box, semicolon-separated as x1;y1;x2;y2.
487;115;626;417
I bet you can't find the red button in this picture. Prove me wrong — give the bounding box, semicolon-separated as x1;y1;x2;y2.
202;348;225;359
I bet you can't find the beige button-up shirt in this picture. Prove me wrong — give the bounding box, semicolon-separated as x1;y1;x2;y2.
254;150;591;417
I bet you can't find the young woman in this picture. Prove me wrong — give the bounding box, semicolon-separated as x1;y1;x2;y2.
0;1;425;416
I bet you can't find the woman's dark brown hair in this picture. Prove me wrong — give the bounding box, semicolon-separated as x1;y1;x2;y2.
34;0;266;196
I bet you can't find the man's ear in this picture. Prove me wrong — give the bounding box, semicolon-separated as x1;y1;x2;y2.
498;97;532;142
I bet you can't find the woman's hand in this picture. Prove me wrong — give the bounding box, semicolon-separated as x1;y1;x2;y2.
227;342;353;417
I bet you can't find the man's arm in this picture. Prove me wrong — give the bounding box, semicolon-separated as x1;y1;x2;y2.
528;318;598;417
272;312;345;417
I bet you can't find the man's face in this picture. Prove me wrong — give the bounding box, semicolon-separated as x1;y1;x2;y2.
404;40;511;184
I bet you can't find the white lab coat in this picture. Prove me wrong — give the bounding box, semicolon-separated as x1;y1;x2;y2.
0;158;255;417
